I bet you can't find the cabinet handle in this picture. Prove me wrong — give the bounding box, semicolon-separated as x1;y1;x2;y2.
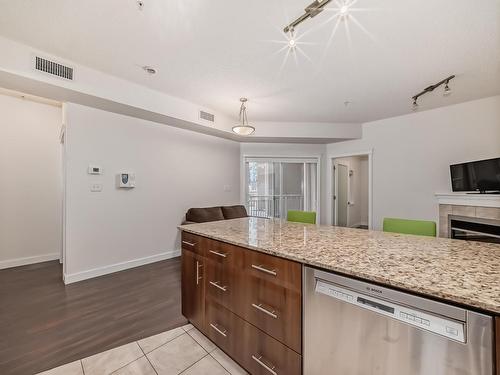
182;240;196;247
210;323;227;337
252;354;277;375
196;261;203;285
251;303;278;319
209;250;227;258
209;281;228;292
251;264;277;276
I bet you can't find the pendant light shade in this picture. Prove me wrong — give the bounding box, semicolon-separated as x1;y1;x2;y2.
232;98;255;136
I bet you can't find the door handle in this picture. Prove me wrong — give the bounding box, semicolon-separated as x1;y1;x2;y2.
210;323;227;337
252;354;277;375
209;250;227;258
195;261;203;285
252;303;278;319
209;281;228;292
182;240;196;247
251;264;277;276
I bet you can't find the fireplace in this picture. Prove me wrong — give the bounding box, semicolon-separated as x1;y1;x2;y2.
449;215;500;244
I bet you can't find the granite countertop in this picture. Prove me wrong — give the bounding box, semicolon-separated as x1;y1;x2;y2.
179;217;500;314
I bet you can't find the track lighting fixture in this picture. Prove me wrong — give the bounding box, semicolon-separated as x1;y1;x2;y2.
288;28;297;49
411;75;455;109
284;0;333;33
443;81;452;96
232;98;255;136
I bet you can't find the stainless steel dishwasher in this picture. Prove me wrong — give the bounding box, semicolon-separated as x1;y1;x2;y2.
304;267;494;375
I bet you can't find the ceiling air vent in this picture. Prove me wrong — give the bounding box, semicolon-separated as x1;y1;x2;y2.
35;56;73;80
199;110;215;123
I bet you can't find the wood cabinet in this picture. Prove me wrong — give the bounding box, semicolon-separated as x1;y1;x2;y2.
181;241;205;330
181;231;303;375
496;316;499;375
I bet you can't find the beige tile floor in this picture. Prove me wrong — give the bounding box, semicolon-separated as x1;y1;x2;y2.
37;324;248;375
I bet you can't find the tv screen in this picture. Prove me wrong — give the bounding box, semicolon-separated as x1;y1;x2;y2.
450;157;500;192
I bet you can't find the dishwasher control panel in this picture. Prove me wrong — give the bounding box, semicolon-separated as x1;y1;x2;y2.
315;279;466;343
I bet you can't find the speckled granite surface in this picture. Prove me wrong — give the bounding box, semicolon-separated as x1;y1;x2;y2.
179;217;500;314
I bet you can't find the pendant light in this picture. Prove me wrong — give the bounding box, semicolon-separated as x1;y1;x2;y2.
232;98;255;136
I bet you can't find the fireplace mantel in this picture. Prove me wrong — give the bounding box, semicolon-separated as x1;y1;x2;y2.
435;192;500;208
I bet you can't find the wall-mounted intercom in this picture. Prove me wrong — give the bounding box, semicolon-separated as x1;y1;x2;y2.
118;172;136;188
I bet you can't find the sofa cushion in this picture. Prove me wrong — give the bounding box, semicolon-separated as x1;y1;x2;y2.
221;205;248;220
186;206;225;223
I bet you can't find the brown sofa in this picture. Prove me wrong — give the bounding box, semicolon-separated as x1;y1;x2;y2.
183;205;248;224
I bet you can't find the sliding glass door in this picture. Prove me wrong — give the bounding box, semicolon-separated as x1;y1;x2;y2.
245;157;319;220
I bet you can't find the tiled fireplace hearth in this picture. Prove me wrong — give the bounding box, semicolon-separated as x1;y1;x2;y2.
436;193;500;239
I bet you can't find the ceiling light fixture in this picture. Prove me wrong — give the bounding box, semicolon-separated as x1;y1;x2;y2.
232;98;255;136
284;0;333;33
443;81;452;96
339;3;349;17
142;65;156;75
411;74;455;109
288;28;297;49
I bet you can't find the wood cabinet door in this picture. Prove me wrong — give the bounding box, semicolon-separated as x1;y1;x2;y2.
181;249;205;330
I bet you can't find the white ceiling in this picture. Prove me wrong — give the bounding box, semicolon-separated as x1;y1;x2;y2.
0;0;499;123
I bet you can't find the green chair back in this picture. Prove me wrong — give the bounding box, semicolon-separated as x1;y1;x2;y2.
383;217;436;237
287;210;317;224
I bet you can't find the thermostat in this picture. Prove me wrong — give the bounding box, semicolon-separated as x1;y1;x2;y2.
118;172;136;188
88;165;103;175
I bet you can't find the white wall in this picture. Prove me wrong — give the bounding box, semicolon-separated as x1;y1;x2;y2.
240;143;327;224
327;95;500;230
0;93;62;268
64;103;240;283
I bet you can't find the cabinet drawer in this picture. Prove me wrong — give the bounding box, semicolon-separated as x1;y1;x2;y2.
245;250;301;292
241;319;302;375
238;275;302;354
181;232;204;255
205;239;244;268
205;258;240;310
205;300;242;355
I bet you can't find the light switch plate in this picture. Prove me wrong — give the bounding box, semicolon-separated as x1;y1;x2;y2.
90;183;103;192
223;185;232;192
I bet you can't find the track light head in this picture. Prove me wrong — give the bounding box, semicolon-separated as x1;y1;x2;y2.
443;81;452;96
412;98;419;111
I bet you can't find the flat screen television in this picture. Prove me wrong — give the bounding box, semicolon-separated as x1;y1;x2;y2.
450;157;500;193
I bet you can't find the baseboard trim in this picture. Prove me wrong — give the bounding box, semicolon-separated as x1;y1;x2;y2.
0;253;60;270
63;249;181;284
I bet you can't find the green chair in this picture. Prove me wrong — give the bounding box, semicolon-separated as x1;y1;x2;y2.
383;217;436;237
287;210;317;224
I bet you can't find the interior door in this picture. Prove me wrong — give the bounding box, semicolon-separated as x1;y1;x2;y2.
336;164;349;227
181;250;205;329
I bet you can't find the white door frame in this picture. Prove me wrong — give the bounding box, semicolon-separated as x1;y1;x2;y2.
330;149;373;229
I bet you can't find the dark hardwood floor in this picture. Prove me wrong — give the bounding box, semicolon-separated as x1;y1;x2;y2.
0;258;186;375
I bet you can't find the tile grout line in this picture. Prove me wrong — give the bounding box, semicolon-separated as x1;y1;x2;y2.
105;343;145;375
138;327;187;355
137;340;159;375
178;353;210;375
208;352;239;375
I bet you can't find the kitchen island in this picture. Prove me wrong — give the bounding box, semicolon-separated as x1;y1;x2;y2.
179;217;500;375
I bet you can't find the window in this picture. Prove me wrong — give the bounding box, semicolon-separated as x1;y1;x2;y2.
245;157;319;220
